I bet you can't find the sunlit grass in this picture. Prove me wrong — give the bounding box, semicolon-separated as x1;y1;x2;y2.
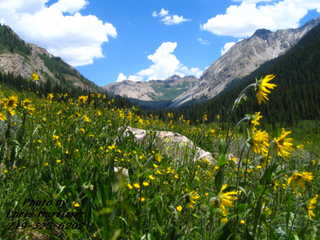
0;76;319;239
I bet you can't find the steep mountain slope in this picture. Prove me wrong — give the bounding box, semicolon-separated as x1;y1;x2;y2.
0;24;99;92
102;75;199;101
170;17;320;107
162;23;320;126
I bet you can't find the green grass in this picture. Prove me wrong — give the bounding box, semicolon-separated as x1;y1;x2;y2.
0;79;319;239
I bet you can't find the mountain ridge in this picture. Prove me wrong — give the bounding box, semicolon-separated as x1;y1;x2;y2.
102;75;199;102
0;24;100;92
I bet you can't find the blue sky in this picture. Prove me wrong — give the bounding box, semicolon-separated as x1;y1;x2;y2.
0;0;319;86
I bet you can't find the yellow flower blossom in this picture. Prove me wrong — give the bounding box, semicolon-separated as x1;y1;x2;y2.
211;184;238;214
274;128;294;158
250;130;269;154
0;112;7;121
83;115;90;122
78;95;88;104
22;99;32;108
32;72;39;80
250;112;262;132
176;206;183;212
47;93;54;101
187;190;200;209
306;195;318;219
255;74;277;104
287;172;314;191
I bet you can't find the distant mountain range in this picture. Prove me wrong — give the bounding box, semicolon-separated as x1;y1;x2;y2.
102;75;198;102
0;17;319;110
103;17;320;108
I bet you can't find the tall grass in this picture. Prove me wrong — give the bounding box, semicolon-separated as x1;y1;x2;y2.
0;76;319;239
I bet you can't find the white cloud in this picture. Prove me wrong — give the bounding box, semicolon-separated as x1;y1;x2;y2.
201;0;320;38
153;9;191;25
197;38;210;45
121;42;202;82
116;73;127;82
52;0;88;14
159;8;169;17
161;15;191;25
221;42;236;55
0;0;117;67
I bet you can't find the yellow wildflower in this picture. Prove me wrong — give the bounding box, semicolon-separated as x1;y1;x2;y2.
0;112;7;121
274;128;294;158
32;72;39;80
47;93;54;101
78;95;88;104
255;74;277;104
287;172;314;191
4;96;18;109
83;115;90;122
250;130;269;154
211;184;238;214
133;183;140;189
22;99;32;108
176;206;183;212
250;112;262;132
306;195;318;219
256;74;277;104
187;190;200;209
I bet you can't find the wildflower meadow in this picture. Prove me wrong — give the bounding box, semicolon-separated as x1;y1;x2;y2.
0;74;319;239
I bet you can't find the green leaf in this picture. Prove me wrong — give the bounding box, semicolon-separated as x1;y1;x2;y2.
215;168;224;193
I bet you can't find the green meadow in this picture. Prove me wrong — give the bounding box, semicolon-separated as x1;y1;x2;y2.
0;75;319;239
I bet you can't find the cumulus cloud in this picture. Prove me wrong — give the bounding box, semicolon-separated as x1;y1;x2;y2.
201;0;320;38
116;73;127;82
120;42;202;82
0;0;117;67
153;8;191;25
221;42;236;55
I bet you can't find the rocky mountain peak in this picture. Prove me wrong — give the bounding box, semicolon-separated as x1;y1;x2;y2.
252;29;272;40
166;74;182;81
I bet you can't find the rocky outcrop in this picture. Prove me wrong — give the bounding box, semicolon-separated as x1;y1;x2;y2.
0;44;56;82
120;126;215;163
